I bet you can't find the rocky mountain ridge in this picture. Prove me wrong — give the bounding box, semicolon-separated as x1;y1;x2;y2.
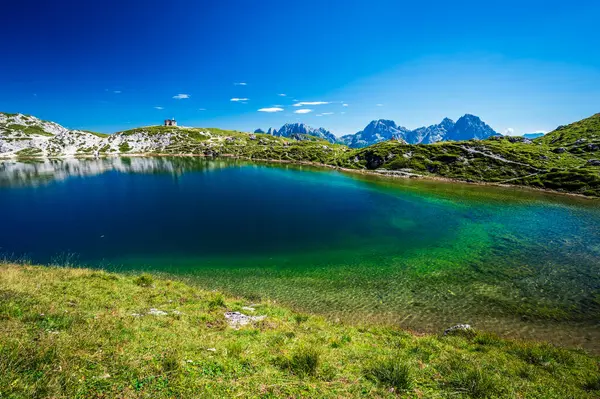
339;114;500;148
261;123;338;144
258;114;500;148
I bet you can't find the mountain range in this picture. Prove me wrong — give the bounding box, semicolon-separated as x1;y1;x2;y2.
257;123;338;144
259;114;500;148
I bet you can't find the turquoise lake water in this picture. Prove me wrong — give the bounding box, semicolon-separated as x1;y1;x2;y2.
1;157;599;351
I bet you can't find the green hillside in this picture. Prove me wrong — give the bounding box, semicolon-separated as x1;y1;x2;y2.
337;115;600;197
538;113;600;149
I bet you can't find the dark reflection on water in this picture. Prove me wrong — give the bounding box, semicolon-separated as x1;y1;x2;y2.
1;157;599;352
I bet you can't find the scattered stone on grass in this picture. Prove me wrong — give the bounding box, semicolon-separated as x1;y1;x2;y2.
224;311;266;328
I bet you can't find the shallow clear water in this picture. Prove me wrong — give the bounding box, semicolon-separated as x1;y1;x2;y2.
1;157;599;351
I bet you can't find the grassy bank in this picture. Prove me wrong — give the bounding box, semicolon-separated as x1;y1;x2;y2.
0;264;599;398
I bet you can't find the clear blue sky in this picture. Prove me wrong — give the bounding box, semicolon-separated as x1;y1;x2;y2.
1;0;599;136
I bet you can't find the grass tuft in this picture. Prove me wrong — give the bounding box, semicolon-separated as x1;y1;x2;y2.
278;345;321;377
365;357;413;392
208;292;226;309
445;365;503;398
134;273;154;287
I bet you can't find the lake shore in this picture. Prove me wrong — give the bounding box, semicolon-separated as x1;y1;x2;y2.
2;263;599;398
3;152;598;200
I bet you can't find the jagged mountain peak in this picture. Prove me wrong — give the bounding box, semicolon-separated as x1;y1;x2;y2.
340;119;409;148
440;117;455;128
446;114;498;141
265;122;337;144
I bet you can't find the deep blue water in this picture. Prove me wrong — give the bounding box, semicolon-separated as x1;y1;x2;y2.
1;157;599;350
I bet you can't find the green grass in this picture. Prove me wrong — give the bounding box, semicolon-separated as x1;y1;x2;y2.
82;130;110;138
5;123;54;136
118;142;132;152
0;263;598;398
15;147;43;157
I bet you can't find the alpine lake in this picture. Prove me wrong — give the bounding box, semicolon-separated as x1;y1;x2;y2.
1;157;599;352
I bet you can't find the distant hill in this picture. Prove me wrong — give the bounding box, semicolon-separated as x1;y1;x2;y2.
339;114;500;148
0;112;344;161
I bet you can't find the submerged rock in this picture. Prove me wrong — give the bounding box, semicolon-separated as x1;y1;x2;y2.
443;324;472;336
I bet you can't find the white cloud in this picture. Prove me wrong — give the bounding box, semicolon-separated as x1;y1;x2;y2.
234;82;247;86
258;107;284;113
173;93;190;99
321;112;334;116
114;90;122;94
293;101;329;107
154;106;164;110
230;98;249;102
198;108;206;111
278;93;287;97
376;103;384;107
504;128;515;136
294;109;313;114
343;103;349;107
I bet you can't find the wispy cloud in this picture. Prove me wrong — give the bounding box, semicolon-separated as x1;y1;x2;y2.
230;98;249;102
278;93;287;97
317;112;334;116
294;109;313;114
173;93;190;99
376;103;384;107
293;101;329;107
113;90;122;94
154;106;164;110
342;103;349;107
258;107;284;113
198;108;207;111
504;128;515;135
234;82;247;86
